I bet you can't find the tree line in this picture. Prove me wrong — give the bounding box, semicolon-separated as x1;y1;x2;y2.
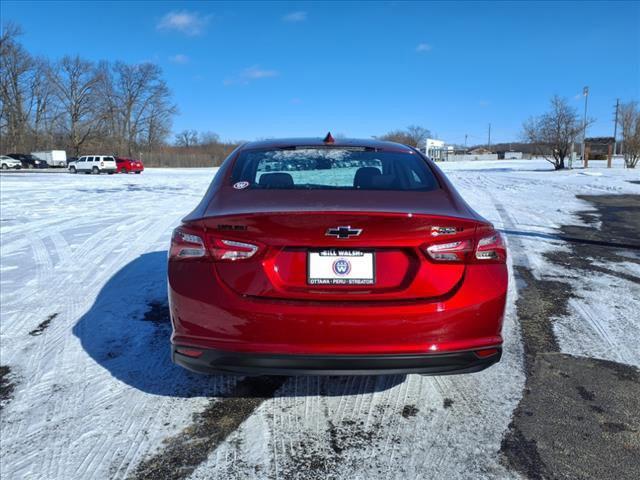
3;23;637;169
1;23;176;156
376;125;432;148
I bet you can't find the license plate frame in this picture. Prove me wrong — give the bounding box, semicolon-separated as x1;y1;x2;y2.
307;249;375;285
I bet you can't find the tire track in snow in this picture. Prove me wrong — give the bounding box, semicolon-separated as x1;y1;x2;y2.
1;171;215;479
1;168;531;479
130;376;287;480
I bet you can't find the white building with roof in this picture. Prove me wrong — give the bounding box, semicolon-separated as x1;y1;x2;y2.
425;138;453;160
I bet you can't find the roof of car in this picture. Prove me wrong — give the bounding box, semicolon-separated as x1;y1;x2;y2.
239;137;416;153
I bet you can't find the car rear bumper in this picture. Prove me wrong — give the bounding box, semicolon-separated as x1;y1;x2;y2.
171;345;502;376
169;261;507;357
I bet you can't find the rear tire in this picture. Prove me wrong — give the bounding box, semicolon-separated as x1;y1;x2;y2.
1;164;7;170
135;171;141;174
28;164;34;169
92;166;99;174
69;166;76;174
120;168;127;174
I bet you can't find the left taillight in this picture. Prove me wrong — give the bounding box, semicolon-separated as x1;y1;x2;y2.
169;226;261;262
169;227;206;259
209;238;259;261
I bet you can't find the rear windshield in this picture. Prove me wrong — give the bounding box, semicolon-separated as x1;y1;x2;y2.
231;147;439;191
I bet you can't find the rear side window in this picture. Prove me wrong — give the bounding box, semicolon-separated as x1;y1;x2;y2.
231;147;439;191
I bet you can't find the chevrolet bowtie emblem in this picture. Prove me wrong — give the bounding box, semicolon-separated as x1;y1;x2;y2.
325;226;363;239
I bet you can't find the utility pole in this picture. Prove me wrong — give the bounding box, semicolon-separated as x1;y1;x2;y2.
488;123;491;149
581;86;589;159
464;134;468;148
613;98;619;156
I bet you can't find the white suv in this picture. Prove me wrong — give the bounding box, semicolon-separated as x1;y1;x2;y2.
69;155;117;174
1;155;22;170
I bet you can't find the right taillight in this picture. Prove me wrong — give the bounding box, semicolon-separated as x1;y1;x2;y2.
423;228;506;264
425;239;473;262
474;231;506;263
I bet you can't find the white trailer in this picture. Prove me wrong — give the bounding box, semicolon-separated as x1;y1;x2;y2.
32;150;67;167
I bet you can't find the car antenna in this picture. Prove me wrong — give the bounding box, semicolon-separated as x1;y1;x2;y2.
323;132;335;144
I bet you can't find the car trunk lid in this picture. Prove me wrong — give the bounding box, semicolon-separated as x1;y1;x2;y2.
198;192;486;301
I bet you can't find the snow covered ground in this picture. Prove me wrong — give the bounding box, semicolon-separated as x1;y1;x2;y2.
1;159;638;479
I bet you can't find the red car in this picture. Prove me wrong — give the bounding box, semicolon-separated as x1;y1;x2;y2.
115;157;144;174
168;136;507;376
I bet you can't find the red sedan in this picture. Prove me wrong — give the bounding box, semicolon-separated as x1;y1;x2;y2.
115;157;144;174
168;136;507;375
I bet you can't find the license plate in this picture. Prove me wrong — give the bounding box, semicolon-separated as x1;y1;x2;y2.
307;250;375;285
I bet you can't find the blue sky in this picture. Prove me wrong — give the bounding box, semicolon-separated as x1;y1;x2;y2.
2;1;639;144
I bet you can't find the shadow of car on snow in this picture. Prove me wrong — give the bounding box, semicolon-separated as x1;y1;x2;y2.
72;251;404;398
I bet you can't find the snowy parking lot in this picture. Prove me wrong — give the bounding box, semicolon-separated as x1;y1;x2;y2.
1;159;639;479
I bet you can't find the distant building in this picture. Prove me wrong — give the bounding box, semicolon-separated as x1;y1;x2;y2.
497;151;523;159
425;138;453;160
468;147;493;155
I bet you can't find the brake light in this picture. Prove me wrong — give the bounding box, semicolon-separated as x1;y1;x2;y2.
169;226;262;262
209;238;259;261
425;239;473;262
423;228;506;264
475;232;506;262
170;228;206;259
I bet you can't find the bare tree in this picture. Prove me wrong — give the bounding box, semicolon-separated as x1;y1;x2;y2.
1;22;178;156
522;95;585;170
617;101;640;168
0;22;33;152
28;58;57;149
378;125;431;148
141;94;175;150
109;62;176;156
174;129;199;148
49;55;103;156
200;131;220;145
405;125;432;148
